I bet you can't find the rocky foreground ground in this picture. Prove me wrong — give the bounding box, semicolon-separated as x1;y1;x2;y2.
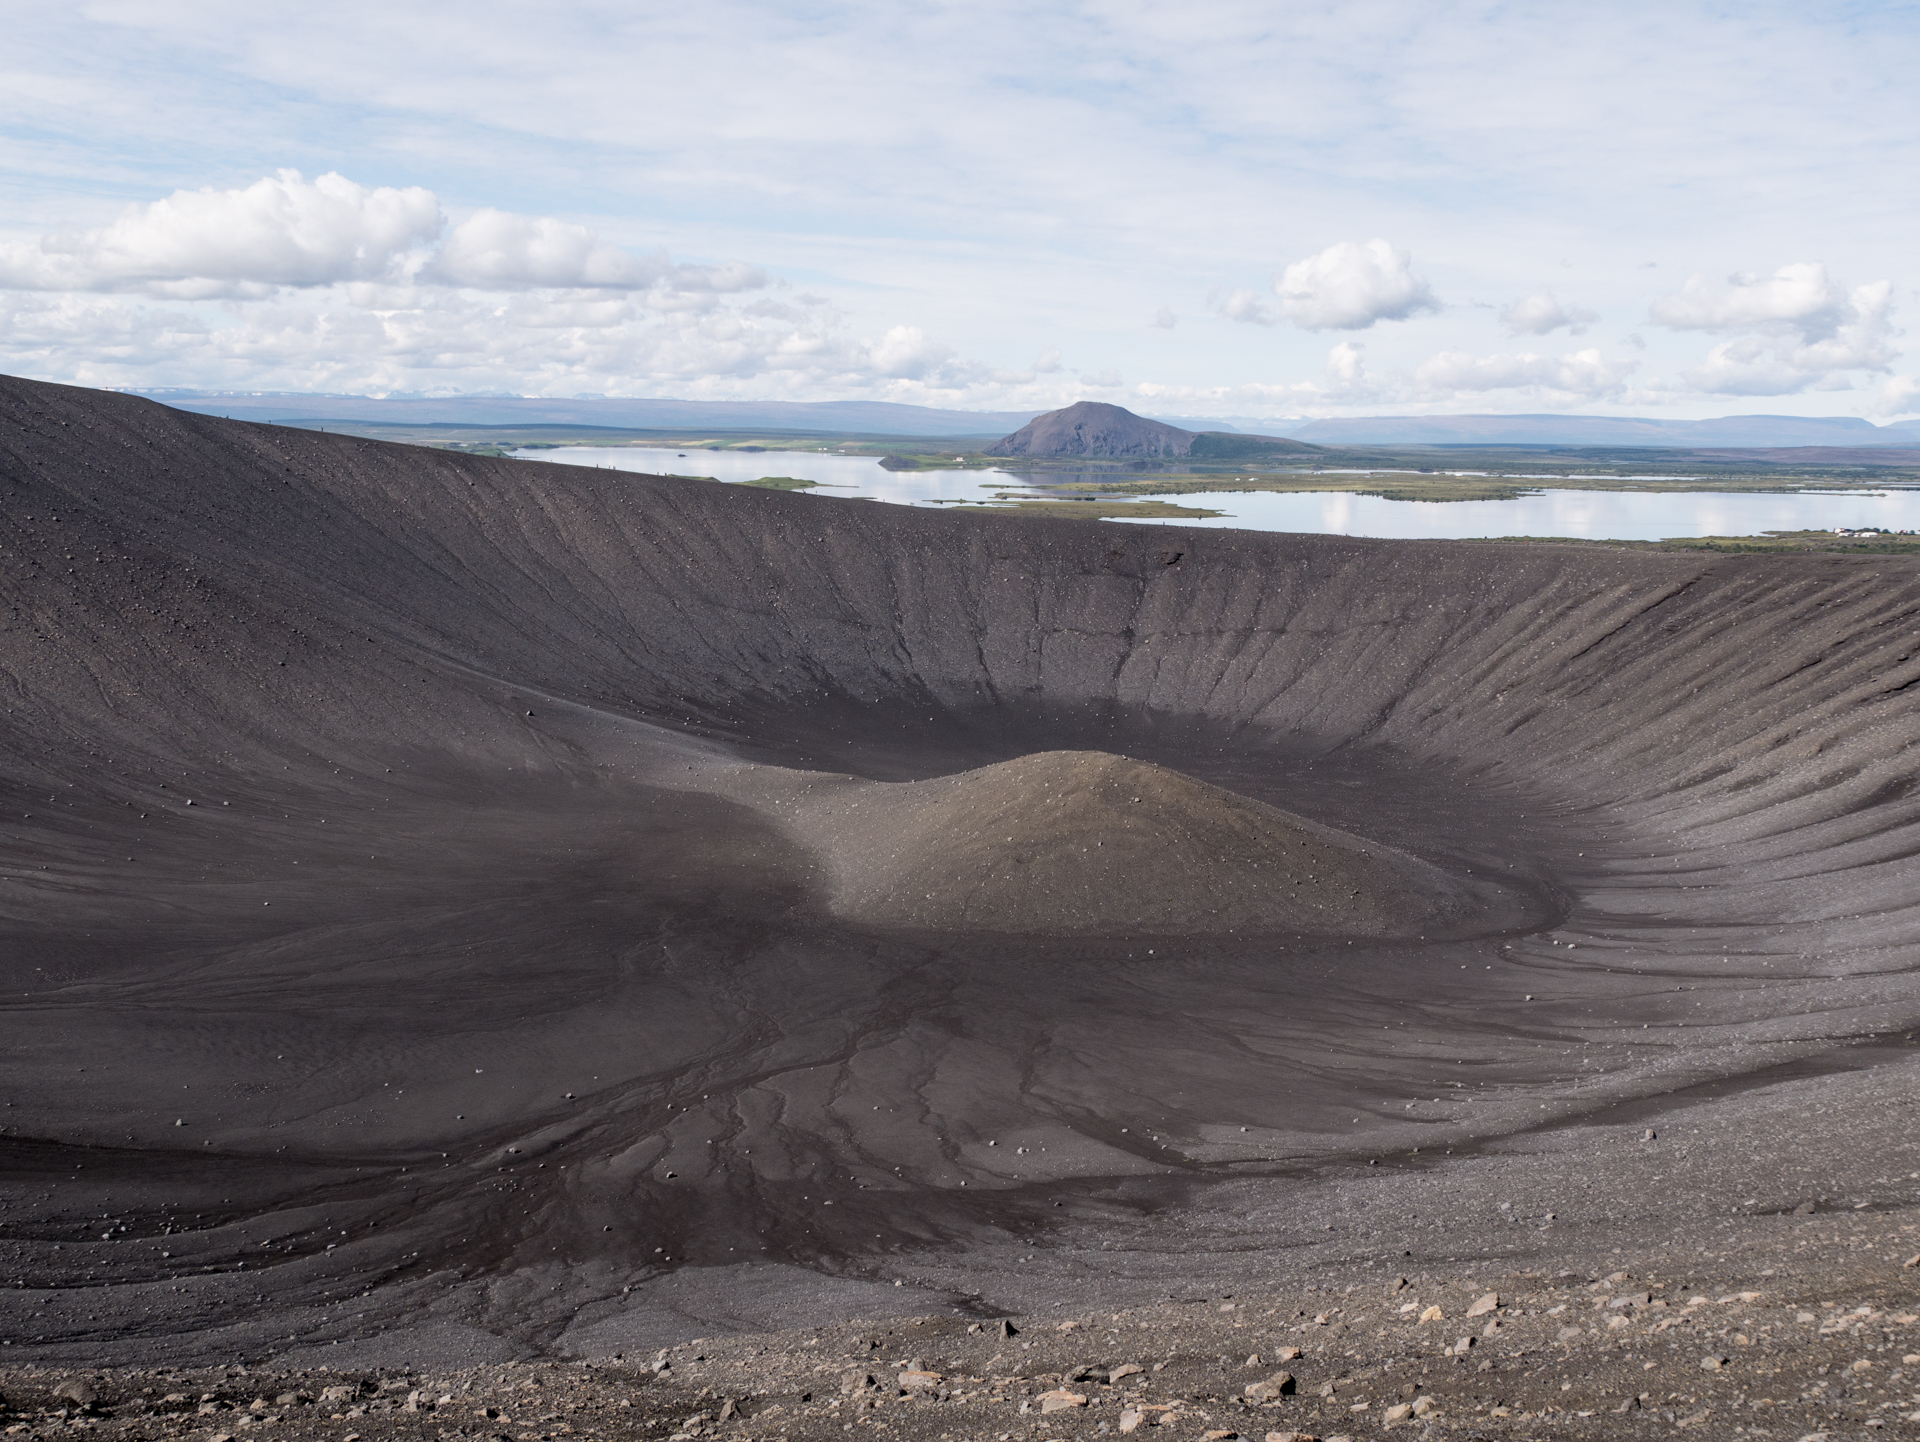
7;1204;1918;1442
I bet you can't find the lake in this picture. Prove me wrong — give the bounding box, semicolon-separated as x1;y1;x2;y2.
513;446;1920;541
513;445;970;503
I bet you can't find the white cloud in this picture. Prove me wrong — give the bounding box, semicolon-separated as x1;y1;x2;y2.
1326;340;1369;386
1873;376;1920;416
1652;264;1900;395
1650;262;1850;332
865;324;960;380
6;4;1920;423
0;171;1010;404
1792;280;1897;371
1499;288;1596;335
1;147;1907;420
0;284;1000;402
1275;239;1438;331
1093;338;1642;410
0;170;768;301
0;170;442;296
1681;338;1806;396
424;209;766;293
1218;286;1276;326
1414;347;1637;398
1094;337;1647;416
1682;334;1877;396
1132;342;1376;410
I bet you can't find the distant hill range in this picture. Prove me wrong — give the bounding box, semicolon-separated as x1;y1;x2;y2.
121;388;1919;450
126;389;1048;438
985;401;1319;459
1280;412;1920;449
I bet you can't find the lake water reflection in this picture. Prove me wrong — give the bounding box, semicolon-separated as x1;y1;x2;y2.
514;445;972;503
514;446;1920;541
1109;486;1920;540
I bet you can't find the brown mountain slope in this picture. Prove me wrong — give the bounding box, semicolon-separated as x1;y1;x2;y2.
984;401;1196;457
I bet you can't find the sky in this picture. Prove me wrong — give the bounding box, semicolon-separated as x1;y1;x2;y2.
2;0;1917;420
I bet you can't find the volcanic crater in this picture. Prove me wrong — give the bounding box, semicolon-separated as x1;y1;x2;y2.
2;373;1919;1367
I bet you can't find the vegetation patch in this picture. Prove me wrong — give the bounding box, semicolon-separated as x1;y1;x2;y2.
1186;432;1322;460
1067;473;1536;503
1498;528;1920;555
982;495;1227;520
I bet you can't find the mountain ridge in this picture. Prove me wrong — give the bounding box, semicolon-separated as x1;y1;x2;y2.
119;388;1920;448
1279;412;1920;448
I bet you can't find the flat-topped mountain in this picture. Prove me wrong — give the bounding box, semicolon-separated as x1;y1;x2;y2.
985;400;1322;459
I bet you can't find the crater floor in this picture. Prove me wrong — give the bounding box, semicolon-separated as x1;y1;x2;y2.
722;747;1539;938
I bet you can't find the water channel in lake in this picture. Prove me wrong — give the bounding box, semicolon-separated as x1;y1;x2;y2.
514;445;1920;541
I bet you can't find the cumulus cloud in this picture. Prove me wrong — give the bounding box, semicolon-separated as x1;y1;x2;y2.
1127;337;1646;414
1326;341;1369;386
0;174;1017;404
1150;308;1177;330
1275;239;1438;331
0;283;994;402
1650;263;1900;395
423;209;765;293
1682;334;1881;396
0;171;443;297
1218;287;1276;326
1792;280;1897;370
1650;262;1853;333
865;325;958;380
0;170;767;301
1873;376;1920;417
1414;347;1638;398
1127;342;1379;414
1499;288;1596;336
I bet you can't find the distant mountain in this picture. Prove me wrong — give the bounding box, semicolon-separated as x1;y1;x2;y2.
1285;413;1918;448
985;402;1319;459
116;390;1920;449
986;402;1196;457
126;389;1044;438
